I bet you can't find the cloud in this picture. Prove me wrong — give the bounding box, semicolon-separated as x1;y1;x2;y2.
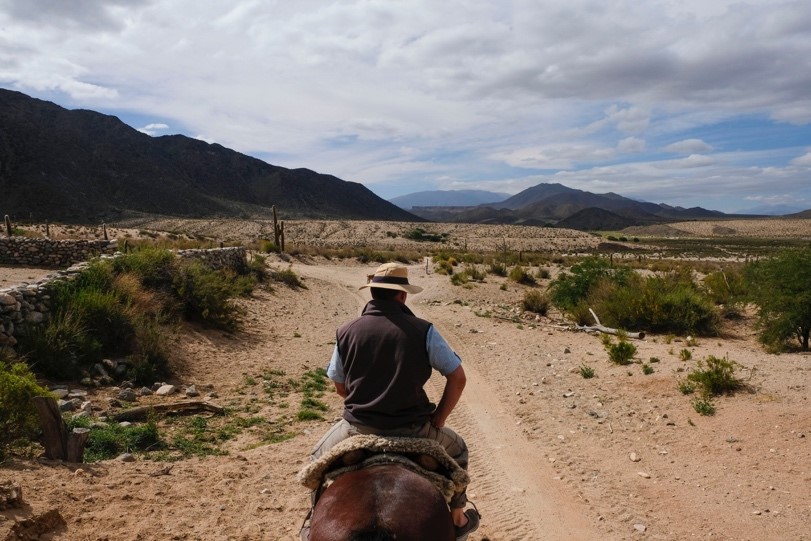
664;139;714;153
491;144;615;170
617;137;646;153
791;150;811;166
0;0;151;31
138;123;169;136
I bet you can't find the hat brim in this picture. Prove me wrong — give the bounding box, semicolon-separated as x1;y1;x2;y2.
359;282;423;294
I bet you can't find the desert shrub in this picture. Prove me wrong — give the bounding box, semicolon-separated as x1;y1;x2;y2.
579;364;595;379
0;357;51;456
522;290;550;315
18;309;101;379
487;260;507;277
450;271;470;286
435;260;454;275
258;239;278;253
687;356;742;396
270;266;304;288
550;257;632;311
744;247;811;351
585;271;720;336
112;247;176;289
692;396;716;416
679;348;692;361
641;364;654;375
604;336;637;365
171;259;243;331
702;267;746;306
509;265;536;285
537;268;551;280
464;265;486;282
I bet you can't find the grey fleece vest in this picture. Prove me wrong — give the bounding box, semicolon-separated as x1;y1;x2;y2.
336;299;434;429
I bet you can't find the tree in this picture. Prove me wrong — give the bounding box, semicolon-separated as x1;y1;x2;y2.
744;248;811;351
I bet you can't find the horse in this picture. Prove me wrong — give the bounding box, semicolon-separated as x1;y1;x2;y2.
308;463;455;541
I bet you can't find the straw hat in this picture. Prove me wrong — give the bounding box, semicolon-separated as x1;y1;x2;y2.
359;262;423;294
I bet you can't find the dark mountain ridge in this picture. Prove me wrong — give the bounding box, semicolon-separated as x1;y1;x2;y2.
0;89;420;223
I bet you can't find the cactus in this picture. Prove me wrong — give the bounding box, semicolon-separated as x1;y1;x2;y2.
4;215;11;237
272;205;283;253
102;222;108;240
45;223;50;237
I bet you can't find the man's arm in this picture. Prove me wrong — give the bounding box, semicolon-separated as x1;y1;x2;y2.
334;381;348;398
431;365;466;428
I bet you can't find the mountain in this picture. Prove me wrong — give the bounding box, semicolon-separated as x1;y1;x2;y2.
0;89;420;223
735;204;805;216
389;189;510;209
786;209;811;218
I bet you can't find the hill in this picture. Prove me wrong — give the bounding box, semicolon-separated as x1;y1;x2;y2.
389;189;510;209
0;89;420;223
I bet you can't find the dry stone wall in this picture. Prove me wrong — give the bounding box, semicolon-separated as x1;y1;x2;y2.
0;242;247;348
0;237;118;267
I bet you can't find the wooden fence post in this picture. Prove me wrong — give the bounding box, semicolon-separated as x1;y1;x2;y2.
32;397;90;462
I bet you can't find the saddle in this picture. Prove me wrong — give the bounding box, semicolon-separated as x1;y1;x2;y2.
298;435;469;504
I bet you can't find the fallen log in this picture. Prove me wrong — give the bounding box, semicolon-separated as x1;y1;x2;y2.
576;308;645;339
111;400;225;422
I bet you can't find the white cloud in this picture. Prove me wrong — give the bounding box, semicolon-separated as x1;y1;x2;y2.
791;150;811;166
664;139;714;153
617;137;646;153
138;123;169;136
492;144;615;170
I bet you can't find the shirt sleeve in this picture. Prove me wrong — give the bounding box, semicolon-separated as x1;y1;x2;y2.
326;344;345;383
426;325;462;376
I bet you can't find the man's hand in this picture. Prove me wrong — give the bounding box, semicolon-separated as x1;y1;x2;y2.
431;365;466;429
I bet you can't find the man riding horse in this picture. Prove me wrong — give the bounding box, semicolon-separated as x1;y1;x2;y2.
304;262;480;540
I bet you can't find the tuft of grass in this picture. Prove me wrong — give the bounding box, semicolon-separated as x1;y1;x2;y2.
509;266;536;285
678;348;692;361
579;365;596;379
641;364;654;375
271;266;305;288
692;397;716;416
522;290;550;315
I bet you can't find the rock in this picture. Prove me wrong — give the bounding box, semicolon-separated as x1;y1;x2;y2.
93;363;109;378
156;384;176;396
59;398;82;412
637;472;651;479
51;388;69;399
140;387;153;396
633;524;647;532
118;453;136;462
185;385;199;397
0;480;23;510
120;380;134;389
563;391;575;398
630;452;641;462
563;347;571;354
117;389;138;402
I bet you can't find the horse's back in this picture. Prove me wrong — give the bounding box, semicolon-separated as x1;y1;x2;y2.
310;464;455;541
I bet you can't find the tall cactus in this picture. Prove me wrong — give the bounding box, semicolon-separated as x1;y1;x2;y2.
272;205;283;253
4;215;11;237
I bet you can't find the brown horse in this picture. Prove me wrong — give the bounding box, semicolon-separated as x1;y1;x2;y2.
309;463;455;541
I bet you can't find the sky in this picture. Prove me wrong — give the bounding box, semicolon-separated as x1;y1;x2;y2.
1;0;810;214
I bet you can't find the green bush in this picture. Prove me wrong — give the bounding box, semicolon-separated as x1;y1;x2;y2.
450;272;470;286
687;356;742;396
744;248;811;351
172;259;243;331
18;309;101;379
0;358;52;456
550;257;632;311
579;364;595;379
522;290;550;315
509;266;536;285
605;338;637;365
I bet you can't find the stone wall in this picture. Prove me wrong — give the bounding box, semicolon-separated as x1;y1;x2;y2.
0;245;247;348
0;237;118;268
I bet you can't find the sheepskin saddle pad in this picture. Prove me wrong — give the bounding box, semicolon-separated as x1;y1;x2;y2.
298;434;469;504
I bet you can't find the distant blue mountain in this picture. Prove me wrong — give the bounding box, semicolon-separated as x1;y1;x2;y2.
734;204;805;216
389;189;511;209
